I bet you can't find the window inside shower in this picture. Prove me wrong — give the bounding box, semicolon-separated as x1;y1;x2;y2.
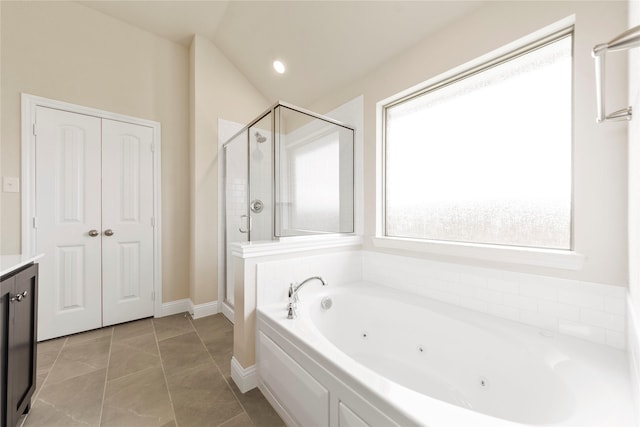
383;29;573;250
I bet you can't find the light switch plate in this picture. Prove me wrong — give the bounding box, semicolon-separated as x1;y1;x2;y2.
2;177;20;193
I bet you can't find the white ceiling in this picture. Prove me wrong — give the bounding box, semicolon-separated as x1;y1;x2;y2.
79;1;484;106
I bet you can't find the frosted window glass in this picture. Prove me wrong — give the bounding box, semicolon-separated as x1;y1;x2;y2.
385;35;572;250
292;134;340;230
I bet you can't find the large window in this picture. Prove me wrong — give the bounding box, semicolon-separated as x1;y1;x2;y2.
383;30;573;250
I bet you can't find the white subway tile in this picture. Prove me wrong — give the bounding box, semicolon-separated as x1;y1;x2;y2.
475;288;504;304
458;296;488;313
520;311;557;331
606;330;626;350
605;296;627;315
458;272;488;288
537;300;580;322
486;303;519;322
503;293;538;311
423;288;460;306
581;308;625;332
487;278;519;295
557;289;605;310
559;319;606;344
449;282;475;298
520;283;557;301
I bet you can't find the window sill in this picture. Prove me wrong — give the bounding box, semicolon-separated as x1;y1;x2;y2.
371;237;585;271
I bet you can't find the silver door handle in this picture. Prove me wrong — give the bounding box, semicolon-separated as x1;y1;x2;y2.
239;215;252;233
104;229;114;236
88;230;99;237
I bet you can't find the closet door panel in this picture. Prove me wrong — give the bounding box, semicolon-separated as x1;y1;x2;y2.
101;119;155;326
35;107;103;340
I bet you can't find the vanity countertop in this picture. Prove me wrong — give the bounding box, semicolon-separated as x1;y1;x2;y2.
0;254;44;278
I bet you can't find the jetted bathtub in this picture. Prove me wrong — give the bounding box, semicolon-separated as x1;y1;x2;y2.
256;281;635;427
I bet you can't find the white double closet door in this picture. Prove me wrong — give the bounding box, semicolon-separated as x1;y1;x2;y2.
35;106;155;341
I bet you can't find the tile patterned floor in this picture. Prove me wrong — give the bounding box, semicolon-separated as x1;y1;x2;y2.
20;313;284;427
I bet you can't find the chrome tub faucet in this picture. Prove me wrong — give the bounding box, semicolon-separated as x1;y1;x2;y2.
287;276;327;319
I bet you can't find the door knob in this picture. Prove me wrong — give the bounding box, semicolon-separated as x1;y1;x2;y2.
104;229;114;236
88;230;99;237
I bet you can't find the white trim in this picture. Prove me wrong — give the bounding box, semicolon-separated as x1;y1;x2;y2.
374;16;578;267
21;93;163;316
258;383;296;427
222;301;234;324
627;294;640;426
157;299;191;318
371;237;586;270
231;235;363;259
189;300;220;319
231;357;257;393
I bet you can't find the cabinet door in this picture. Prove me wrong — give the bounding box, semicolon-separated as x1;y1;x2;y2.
8;265;38;427
0;276;13;427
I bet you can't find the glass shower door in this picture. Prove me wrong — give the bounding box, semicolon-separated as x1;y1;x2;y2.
224;131;249;308
248;115;274;241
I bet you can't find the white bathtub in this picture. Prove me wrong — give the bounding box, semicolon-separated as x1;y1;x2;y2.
256;281;635;427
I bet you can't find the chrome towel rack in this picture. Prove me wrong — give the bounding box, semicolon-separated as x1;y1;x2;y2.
592;25;640;123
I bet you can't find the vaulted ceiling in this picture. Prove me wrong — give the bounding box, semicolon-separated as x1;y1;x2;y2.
79;1;484;106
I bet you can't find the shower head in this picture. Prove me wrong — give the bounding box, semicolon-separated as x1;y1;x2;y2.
255;132;267;143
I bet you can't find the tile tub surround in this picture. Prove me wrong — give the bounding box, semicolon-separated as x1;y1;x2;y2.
363;251;628;349
256;250;627;349
21;314;283;427
256;250;364;306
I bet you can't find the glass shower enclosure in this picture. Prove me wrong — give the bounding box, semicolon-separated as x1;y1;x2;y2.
222;102;355;309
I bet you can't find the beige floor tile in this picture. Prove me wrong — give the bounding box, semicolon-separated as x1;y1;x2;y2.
217;412;254;427
36;337;67;376
101;366;174;427
112;318;154;342
33;372;47;401
113;329;159;356
25;314;283;427
107;339;161;381
165;362;243;427
153;313;194;341
229;382;284;427
192;314;233;345
157;331;211;373
65;327;113;346
45;336;111;385
23;368;106;427
36;337;67;354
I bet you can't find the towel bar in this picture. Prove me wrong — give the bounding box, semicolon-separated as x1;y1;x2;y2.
592;25;640;123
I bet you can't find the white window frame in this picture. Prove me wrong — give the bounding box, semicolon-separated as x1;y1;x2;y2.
374;17;585;271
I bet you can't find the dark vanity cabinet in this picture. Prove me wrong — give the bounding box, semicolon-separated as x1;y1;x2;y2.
0;264;38;427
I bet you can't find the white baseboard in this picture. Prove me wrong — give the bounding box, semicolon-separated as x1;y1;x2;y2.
231;356;257;393
158;299;220;319
627;294;640;426
190;300;220;319
157;299;191;317
222;301;234;324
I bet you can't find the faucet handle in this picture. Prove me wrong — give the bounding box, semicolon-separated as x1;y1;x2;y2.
287;303;297;319
288;283;299;303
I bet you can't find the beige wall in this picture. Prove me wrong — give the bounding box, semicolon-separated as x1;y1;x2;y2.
629;0;640;316
189;35;269;305
310;1;629;286
0;1;191;301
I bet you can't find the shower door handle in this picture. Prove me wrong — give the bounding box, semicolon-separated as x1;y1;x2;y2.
239;215;252;233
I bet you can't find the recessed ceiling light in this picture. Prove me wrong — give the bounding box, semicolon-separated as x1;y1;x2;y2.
273;60;286;74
